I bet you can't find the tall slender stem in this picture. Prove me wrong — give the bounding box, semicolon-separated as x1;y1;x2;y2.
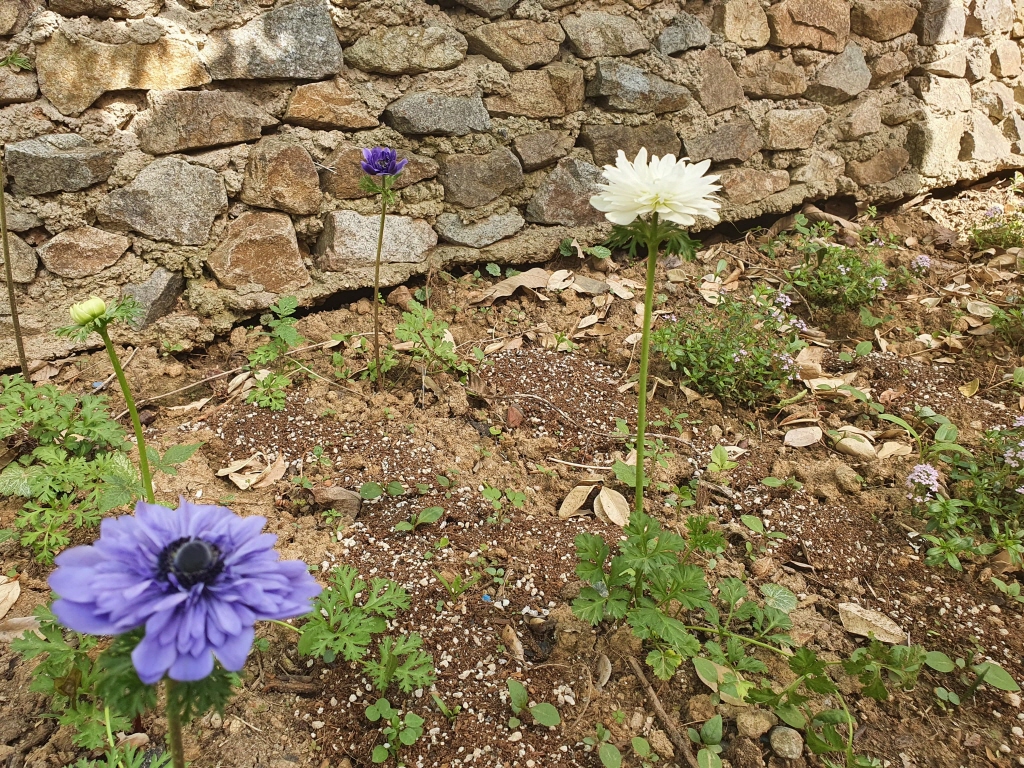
99;327;154;503
372;194;387;391
1;160;29;378
633;221;661;517
165;681;186;768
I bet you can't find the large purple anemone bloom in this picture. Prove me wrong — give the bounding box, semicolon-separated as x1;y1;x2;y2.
49;500;321;684
361;146;408;177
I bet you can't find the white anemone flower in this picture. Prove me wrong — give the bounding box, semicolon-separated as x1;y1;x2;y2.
590;148;721;227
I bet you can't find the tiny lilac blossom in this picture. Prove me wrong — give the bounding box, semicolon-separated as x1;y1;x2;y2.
911;254;931;275
49;500;321;684
906;463;941;504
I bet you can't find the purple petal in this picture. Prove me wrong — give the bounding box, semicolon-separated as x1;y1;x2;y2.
213;626;254;672
52;599;122;635
168;650;215;682
132;633;178;684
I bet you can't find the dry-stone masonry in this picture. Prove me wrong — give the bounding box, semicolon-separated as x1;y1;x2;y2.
2;0;1024;365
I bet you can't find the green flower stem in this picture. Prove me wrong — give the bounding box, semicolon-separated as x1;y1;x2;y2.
268;618;301;633
165;680;186;768
372;192;387;392
633;218;661;517
0;165;29;378
98;327;154;504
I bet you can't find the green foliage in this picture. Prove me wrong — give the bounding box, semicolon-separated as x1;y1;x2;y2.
506;679;561;727
248;296;306;367
914;418;1024;568
393;300;472;376
73;744;172;768
365;698;424;765
245;372;291;411
788;248;890;312
13;607;145;748
433;569;481;599
0;376;139;562
0;51;33;70
602;218;700;261
651;293;804;405
687;714;723;768
991;304;1024;343
395;506;444;532
298;566;435;693
970;208;1024;250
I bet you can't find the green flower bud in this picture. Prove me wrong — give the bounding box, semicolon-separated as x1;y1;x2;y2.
69;297;107;326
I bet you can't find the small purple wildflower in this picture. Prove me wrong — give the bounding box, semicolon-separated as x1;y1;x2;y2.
1003;441;1024;469
1017;486;1024;495
985;204;1004;219
911;254;931;275
870;238;884;247
775;293;793;310
1013;415;1024;428
49;500;321;684
906;463;940;504
836;264;850;276
869;276;888;291
361;147;408;177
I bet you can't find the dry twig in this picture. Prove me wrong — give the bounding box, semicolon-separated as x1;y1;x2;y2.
626;656;698;768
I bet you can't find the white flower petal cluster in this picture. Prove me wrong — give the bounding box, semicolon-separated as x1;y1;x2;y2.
590;148;721;227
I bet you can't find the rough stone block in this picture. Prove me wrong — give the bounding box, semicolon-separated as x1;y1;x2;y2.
452;0;520;18
791;151;846;183
435;211;525;247
485;64;583;118
49;0;162;17
97;158;227;246
561;12;649;58
240;138;321;216
869;51;911;88
713;0;770;48
767;0;850;52
909;74;972;112
973;81;1015;118
525;158;606;226
684;115;762;162
437;148;524;208
586;59;694;114
578;123;681;166
207;213;310;293
965;39;992;81
961;111;1012;161
6;233;37;283
37;227;130;278
839;97;882;138
915;0;966;44
846;147;910;183
736;51;807;98
36;30;209;115
513;130;574;171
320;146;438;199
0;67;37;106
202;0;344;81
763;108;828;149
921;48;967;77
690;48;746;114
346;26;467;75
134;90;277;155
718;168;789;205
966;0;1014;34
385;92;491;135
123;268;185;327
284;78;380;130
466;20;564;71
316;211;437;270
992;39;1022;77
908;114;966;175
850;0;918;40
656;13;711;54
805;44;871;104
7;134;116;195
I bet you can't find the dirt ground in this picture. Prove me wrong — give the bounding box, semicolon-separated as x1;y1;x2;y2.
3;177;1024;768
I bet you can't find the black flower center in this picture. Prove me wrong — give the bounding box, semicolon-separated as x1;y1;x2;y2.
158;537;224;589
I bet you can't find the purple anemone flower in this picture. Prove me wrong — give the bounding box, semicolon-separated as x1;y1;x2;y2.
361;146;408;177
49;500;321;684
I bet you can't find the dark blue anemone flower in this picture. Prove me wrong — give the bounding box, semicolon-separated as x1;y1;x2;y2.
49;500;321;684
361;146;408;177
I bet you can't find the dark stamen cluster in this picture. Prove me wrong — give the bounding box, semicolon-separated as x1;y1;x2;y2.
157;537;223;589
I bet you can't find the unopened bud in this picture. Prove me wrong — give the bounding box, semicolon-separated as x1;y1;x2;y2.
69;297;107;326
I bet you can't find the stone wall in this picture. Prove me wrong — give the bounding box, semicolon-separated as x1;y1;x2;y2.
1;0;1022;364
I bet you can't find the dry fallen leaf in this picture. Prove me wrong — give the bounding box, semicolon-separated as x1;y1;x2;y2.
217;454;262;477
693;659;749;707
966;300;996;318
547;269;574;291
837;602;905;643
470;268;551;306
226;371;251;394
958;379;980;397
0;615;42;643
876;442;913;459
594;486;629;527
0;576;20;622
833;435;876;460
168;397;212;413
595;654;612;689
558;485;595;520
252;454;287;489
502;624;525;662
784;426;823;448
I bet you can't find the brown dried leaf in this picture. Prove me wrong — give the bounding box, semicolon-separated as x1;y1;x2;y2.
784;426;823;448
252;454;287;489
595;487;629;527
0;577;20;622
876;442;913;459
596;654;612;688
958;379;980;397
837;603;905;643
502;624;525;662
168;397;212;413
226;371;251;394
216;454;262;477
558;485;595;520
470;268;551;306
0;615;42;643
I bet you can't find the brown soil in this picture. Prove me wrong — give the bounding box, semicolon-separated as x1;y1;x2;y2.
3;179;1024;768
